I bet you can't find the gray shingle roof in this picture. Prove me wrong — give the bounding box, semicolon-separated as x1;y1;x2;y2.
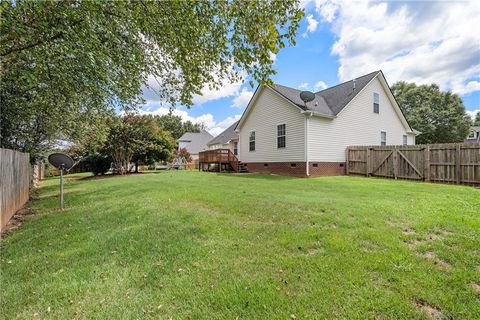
271;71;380;117
177;130;213;154
207;121;239;146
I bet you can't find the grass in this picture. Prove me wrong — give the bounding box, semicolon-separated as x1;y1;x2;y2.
1;171;479;319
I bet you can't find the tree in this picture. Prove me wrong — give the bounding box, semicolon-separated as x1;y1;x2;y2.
130;116;176;173
174;148;193;163
391;82;471;144
105;115;175;175
1;1;302;161
155;111;203;140
474;112;480;126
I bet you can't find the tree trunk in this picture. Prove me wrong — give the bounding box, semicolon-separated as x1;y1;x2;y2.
135;162;139;173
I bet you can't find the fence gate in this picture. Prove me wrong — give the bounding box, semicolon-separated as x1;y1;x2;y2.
369;146;425;180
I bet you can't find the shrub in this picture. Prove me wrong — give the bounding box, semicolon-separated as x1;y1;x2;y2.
84;154;111;176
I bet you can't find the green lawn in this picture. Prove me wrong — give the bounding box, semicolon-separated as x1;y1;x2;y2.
1;171;479;319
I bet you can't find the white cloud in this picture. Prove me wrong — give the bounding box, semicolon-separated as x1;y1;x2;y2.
307;15;318;33
269;52;277;64
310;0;480;95
298;81;328;92
466;109;479;119
314;81;328;91
303;14;319;37
209;114;242;136
135;106;241;137
298;82;310;90
192;78;244;105
231;88;254;108
315;0;338;23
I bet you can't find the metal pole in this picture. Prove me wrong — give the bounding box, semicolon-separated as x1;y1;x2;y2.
60;167;64;210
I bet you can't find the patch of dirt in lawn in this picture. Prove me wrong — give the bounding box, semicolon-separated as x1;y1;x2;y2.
1;207;37;239
402;228;417;235
413;299;444;319
470;282;480;294
403;232;449;249
419;251;452;270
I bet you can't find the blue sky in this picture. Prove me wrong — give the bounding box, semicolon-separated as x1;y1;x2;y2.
140;0;480;136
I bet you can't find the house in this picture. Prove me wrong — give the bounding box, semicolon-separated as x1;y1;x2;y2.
465;126;480;143
207;121;239;156
177;130;213;161
232;70;417;177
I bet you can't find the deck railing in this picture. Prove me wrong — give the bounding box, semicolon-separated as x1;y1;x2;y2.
199;149;239;171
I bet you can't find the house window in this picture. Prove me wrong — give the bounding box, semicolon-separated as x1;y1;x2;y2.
249;131;255;151
373;93;379;114
290;163;297;168
381;131;386;146
277;124;286;148
312;163;318;167
403;135;408;145
468;130;476;139
233;141;238;155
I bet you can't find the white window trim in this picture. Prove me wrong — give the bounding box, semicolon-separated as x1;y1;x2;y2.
277;123;286;149
373;92;380;114
249;130;256;152
468;130;476;139
402;134;408;145
381;131;387;146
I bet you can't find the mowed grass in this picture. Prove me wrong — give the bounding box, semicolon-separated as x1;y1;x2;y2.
1;171;479;319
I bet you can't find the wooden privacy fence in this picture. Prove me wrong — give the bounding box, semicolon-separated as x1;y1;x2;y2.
346;143;480;185
0;148;31;231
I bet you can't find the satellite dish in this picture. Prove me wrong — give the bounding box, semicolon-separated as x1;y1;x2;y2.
48;153;74;210
300;91;315;104
48;153;74;170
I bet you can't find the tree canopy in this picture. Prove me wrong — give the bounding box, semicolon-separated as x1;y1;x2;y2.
474;112;480;126
0;0;303;160
391;82;471;144
155;111;203;140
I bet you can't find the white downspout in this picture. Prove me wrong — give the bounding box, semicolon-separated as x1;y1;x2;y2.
304;112;312;177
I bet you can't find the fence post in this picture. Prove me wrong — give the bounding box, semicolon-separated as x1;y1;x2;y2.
366;147;371;176
345;147;350;175
423;145;430;181
456;145;461;184
393;146;398;179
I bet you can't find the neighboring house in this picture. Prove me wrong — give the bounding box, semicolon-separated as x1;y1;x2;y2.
234;70;417;177
207;121;239;156
465;126;480;143
177;130;213;161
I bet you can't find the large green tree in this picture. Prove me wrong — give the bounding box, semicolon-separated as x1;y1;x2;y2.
155;111;203;140
130;115;176;173
0;0;302;160
391;82;471;144
474;112;480;126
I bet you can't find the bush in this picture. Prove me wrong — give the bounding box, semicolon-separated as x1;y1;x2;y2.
84;154;111;176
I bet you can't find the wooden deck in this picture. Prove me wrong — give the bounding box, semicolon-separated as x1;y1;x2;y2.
198;149;239;172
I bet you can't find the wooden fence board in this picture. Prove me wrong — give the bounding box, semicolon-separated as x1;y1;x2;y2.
346;143;480;185
0;148;31;231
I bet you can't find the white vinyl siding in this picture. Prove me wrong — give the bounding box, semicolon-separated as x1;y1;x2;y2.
238;86;305;162
308;76;413;162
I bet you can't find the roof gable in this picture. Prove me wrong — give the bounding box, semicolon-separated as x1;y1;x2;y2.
207;121;239;145
177;130;213;153
236;70;413;132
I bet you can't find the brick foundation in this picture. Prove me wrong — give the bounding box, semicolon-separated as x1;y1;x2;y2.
243;162;345;177
308;162;346;176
